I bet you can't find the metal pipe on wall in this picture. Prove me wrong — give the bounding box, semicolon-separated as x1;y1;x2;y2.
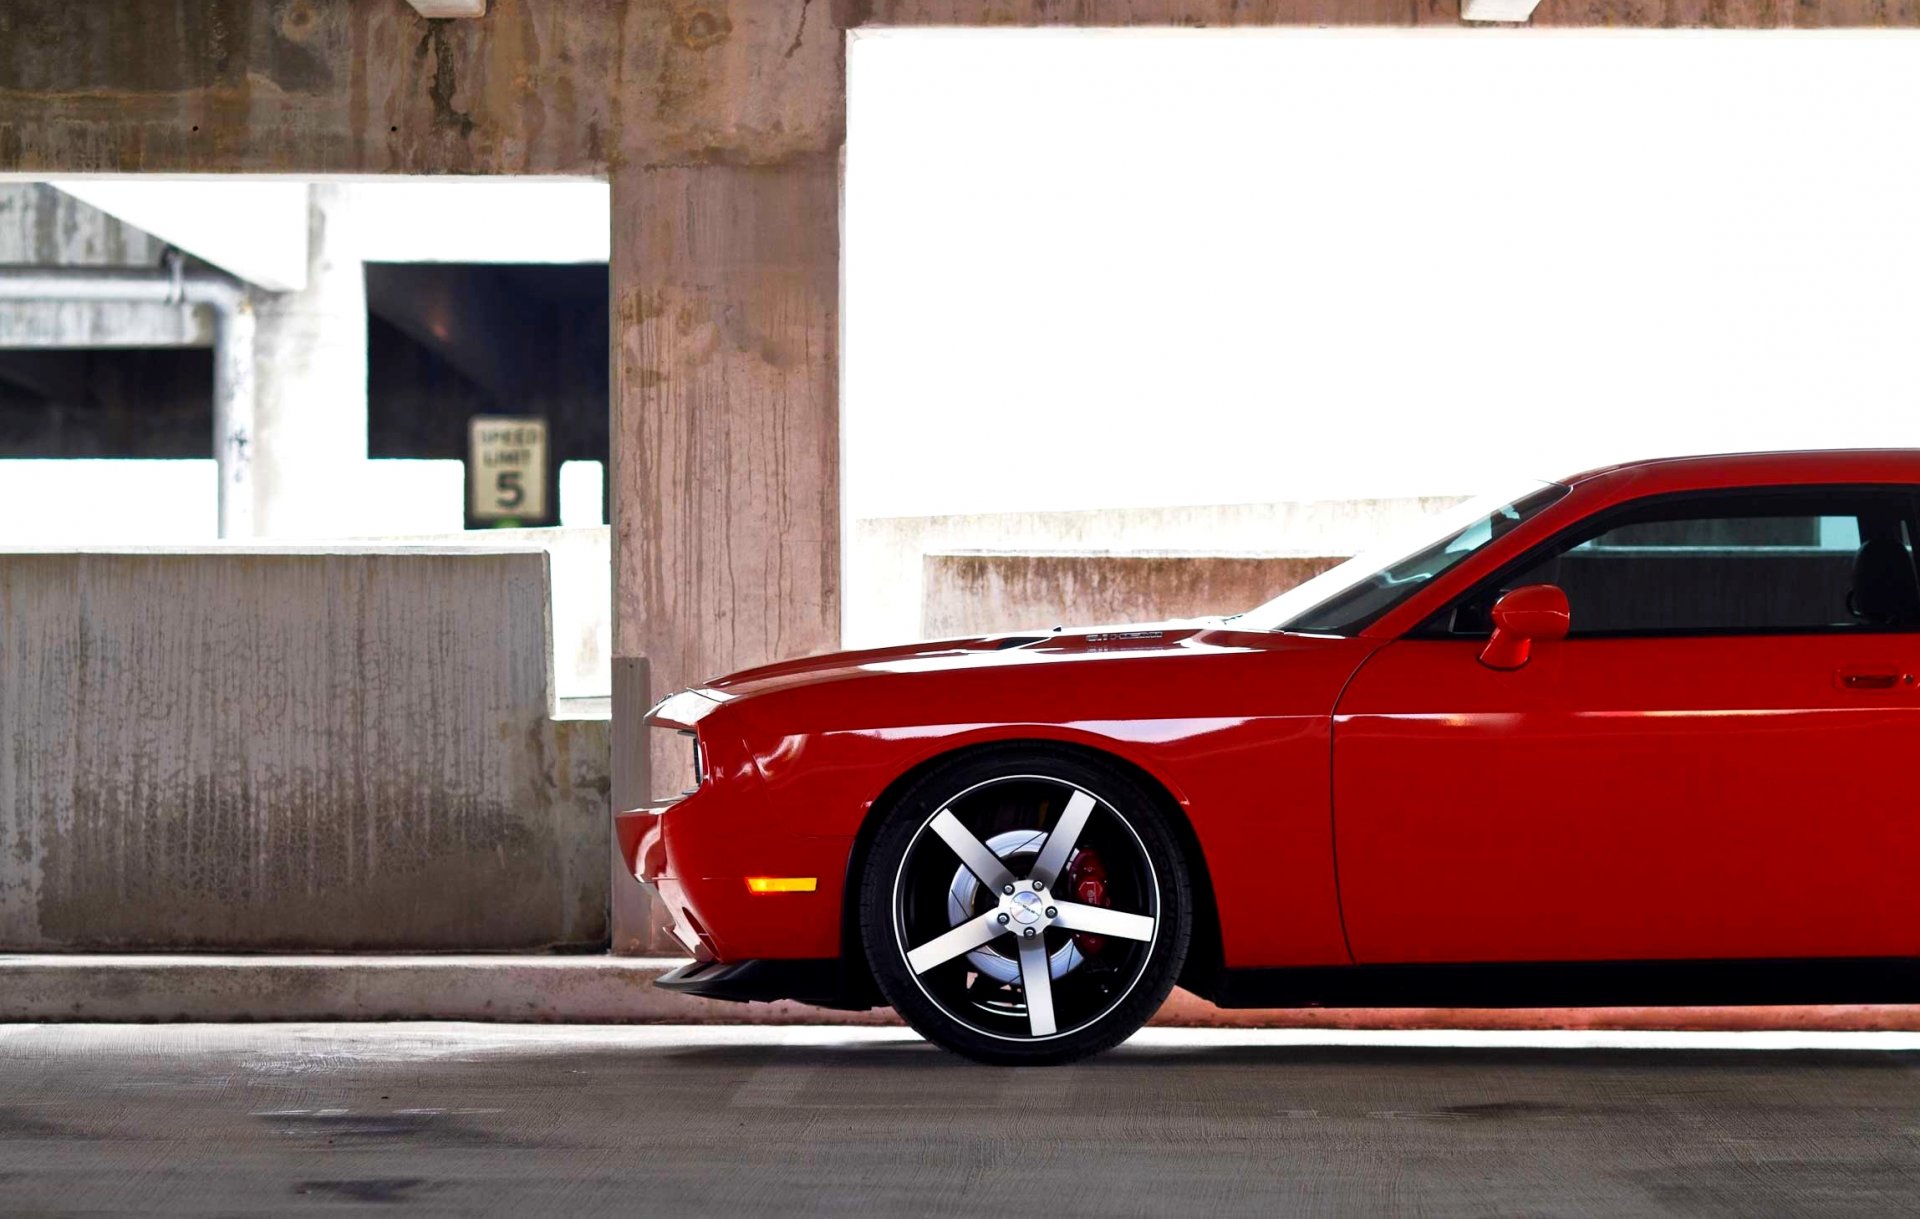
210;298;256;539
0;261;256;538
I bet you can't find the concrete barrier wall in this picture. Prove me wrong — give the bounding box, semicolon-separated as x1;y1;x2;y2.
923;552;1346;638
0;548;610;951
851;497;1460;646
381;526;611;700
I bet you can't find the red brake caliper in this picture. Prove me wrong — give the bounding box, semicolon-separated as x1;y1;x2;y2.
1064;848;1111;956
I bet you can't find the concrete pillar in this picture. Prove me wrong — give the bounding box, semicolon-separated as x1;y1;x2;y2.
611;161;842;689
609;164;841;947
250;184;367;537
610;656;654;955
605;5;846;951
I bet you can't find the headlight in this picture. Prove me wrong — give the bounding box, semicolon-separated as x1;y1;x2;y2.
683;730;706;793
644;687;729;803
651;727;705;802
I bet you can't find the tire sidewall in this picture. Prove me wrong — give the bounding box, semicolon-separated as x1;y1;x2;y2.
859;745;1192;1066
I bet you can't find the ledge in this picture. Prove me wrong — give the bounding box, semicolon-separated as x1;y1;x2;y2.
0;955;894;1026
8;954;1920;1030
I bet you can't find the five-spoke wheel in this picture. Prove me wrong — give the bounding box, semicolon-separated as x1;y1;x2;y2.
860;748;1190;1065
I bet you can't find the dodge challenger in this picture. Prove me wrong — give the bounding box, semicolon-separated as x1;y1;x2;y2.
618;450;1920;1063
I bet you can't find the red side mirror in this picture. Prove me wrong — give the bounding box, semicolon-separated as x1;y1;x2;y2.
1479;583;1570;671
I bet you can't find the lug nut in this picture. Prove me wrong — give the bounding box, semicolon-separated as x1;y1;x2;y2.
1002;884;1016;895
1045;907;1057;919
997;913;1010;925
1022;927;1037;938
1032;880;1045;892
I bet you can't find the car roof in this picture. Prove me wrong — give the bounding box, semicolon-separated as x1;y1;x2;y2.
1560;448;1920;493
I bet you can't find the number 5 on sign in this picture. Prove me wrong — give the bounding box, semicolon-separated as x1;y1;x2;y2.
469;416;548;522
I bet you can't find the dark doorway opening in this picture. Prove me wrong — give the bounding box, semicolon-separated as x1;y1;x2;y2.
366;262;610;529
0;347;212;458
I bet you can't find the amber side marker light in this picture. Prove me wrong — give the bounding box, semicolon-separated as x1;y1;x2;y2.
745;877;818;894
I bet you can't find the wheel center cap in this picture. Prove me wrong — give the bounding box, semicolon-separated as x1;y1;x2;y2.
1010;890;1045;925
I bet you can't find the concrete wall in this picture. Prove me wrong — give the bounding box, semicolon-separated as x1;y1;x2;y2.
388;526;612;701
924;552;1345;637
0;183;205;349
852;498;1458;646
0;546;609;951
0;183;164;267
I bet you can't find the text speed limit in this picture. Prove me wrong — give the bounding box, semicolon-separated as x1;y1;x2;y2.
469;416;548;522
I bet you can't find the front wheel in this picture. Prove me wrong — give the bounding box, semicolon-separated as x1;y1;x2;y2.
859;747;1191;1065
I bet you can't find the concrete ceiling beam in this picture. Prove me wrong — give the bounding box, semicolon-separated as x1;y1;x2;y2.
48;180;311;292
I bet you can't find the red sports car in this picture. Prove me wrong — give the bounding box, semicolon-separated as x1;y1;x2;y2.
618;450;1920;1064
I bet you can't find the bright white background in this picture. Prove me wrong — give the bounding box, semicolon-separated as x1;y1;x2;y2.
846;30;1920;519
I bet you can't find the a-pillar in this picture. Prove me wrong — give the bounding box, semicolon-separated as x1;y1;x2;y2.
250;183;368;537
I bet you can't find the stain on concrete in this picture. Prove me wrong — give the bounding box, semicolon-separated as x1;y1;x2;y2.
1634;1158;1920;1214
785;0;814;56
415;23;476;141
0;1109;70;1140
293;1178;432;1205
1429;1100;1576;1121
273;0;320;44
923;552;1345;638
671;2;735;51
266;1111;514;1149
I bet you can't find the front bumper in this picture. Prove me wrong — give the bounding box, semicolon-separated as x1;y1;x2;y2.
617;798;852;962
620;691;856;972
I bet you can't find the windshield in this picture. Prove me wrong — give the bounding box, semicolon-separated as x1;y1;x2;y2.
1230;480;1570;635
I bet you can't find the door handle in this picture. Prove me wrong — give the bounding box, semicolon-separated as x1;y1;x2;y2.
1836;667;1910;691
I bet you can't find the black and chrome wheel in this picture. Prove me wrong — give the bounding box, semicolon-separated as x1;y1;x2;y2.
860;747;1191;1065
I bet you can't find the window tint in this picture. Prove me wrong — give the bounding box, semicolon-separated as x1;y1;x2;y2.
1447;490;1920;636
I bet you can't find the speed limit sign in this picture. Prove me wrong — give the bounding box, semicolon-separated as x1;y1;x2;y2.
469;416;548;522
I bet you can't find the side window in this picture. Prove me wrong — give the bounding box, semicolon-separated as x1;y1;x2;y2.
1447;490;1920;636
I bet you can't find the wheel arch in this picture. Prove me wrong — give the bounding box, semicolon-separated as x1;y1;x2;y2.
838;736;1225;1005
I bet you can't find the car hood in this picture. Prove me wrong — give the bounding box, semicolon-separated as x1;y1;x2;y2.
704;618;1275;700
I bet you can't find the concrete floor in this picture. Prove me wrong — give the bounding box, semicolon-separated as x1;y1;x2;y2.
4;1025;1920;1215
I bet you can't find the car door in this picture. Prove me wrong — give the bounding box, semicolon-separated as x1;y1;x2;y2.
1332;485;1920;966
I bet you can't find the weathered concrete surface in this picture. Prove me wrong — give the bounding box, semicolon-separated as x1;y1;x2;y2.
850;498;1454;645
0;183;165;266
612;158;842;691
0;548;609;951
0;1;614;176
923;551;1343;636
390;526;613;700
8;1023;1920;1215
1;0;1908;192
0;0;842;176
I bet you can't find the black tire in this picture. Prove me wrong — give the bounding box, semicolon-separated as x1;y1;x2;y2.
859;745;1192;1066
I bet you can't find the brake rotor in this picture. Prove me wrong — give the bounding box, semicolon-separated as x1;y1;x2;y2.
944;831;1117;983
945;830;1084;983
